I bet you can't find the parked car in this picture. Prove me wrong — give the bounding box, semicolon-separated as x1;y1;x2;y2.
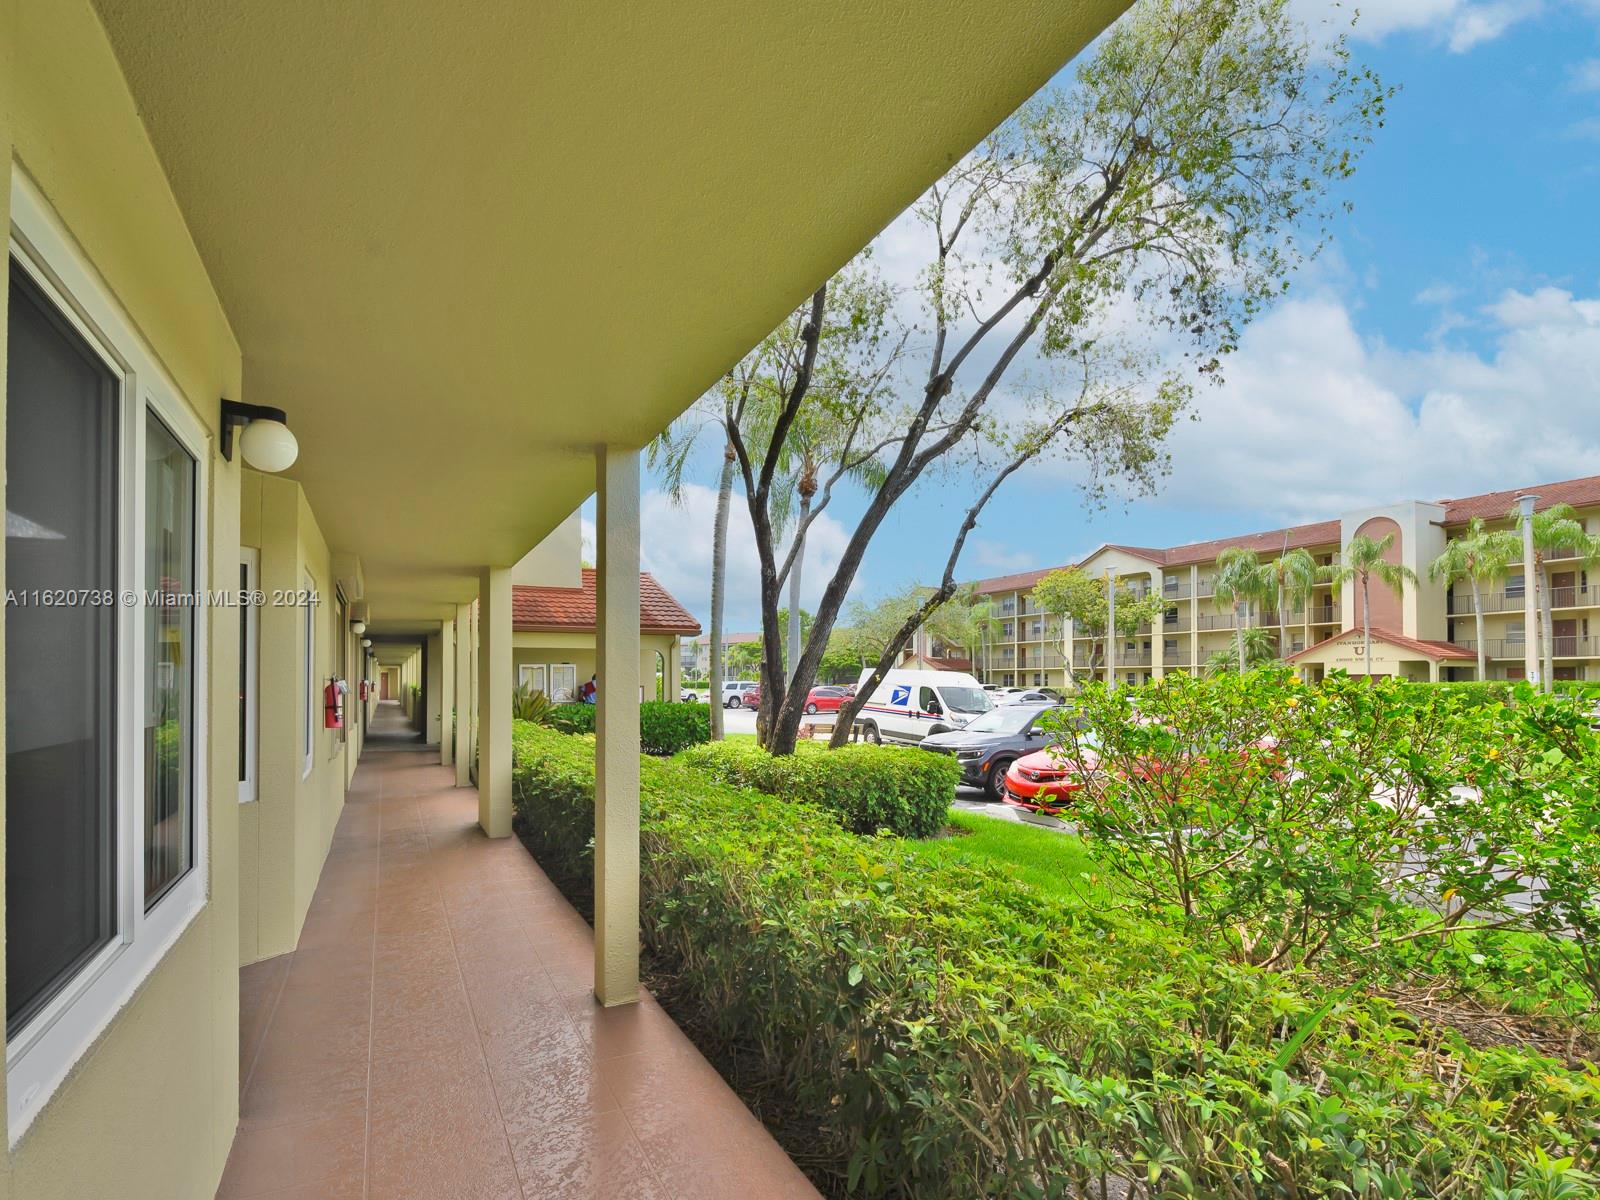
680;687;701;702
720;679;758;708
1002;747;1087;814
726;682;761;709
920;703;1066;799
999;689;1056;705
803;685;851;714
851;668;993;745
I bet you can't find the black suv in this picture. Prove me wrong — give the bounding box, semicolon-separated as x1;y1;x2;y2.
919;703;1065;800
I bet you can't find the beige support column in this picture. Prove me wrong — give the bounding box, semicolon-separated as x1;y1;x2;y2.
440;617;455;767
454;603;473;786
477;567;513;837
667;640;682;702
595;445;641;1006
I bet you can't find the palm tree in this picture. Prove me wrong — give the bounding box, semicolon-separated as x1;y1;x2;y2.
1427;517;1520;683
1511;502;1600;692
1204;626;1277;676
647;404;733;739
1267;544;1320;657
1213;548;1275;673
1323;533;1418;676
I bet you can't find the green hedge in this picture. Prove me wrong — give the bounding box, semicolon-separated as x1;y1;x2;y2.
510;721;1599;1198
680;739;957;838
640;701;710;755
549;700;709;755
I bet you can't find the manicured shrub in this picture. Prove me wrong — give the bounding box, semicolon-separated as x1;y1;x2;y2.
681;739;957;837
548;700;708;753
549;703;596;734
510;721;1600;1199
639;700;710;755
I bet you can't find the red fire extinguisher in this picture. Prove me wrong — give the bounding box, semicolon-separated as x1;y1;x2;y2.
359;679;371;703
324;679;344;729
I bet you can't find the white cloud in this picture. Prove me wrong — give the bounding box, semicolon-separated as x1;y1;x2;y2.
969;538;1039;572
638;484;855;627
1288;0;1541;51
1573;58;1600;91
1149;285;1600;523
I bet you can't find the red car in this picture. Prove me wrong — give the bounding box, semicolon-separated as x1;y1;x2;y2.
803;685;852;714
1003;735;1283;815
1003;748;1089;815
727;683;761;709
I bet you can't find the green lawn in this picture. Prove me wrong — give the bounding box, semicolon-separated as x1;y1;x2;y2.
905;809;1118;907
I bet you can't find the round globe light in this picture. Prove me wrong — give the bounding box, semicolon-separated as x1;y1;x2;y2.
239;419;299;472
350;619;367;636
361;638;372;648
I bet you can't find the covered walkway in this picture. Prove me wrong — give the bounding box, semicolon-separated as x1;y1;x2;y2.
225;749;816;1199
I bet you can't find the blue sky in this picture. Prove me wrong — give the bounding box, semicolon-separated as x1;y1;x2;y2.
619;0;1600;633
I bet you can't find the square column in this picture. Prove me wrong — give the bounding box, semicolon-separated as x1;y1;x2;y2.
454;603;473;786
477;568;513;837
595;446;641;1006
439;617;455;767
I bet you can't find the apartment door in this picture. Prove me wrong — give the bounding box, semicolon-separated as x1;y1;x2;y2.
1552;570;1577;610
1553;617;1578;658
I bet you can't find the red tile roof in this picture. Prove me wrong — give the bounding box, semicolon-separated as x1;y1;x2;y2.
1439;475;1600;524
972;474;1600;596
513;569;701;636
1284;627;1474;663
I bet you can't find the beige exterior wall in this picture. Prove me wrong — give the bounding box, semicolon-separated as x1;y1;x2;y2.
972;497;1600;687
238;471;353;965
511;512;583;589
2;0;244;1192
512;632;681;703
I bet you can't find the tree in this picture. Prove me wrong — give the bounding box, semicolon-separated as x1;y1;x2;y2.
1324;533;1417;675
1428;517;1520;683
1213;549;1277;672
1267;545;1321;655
1511;502;1600;692
1204;626;1277;675
1031;568;1166;682
775;607;814;673
722;0;1385;753
649;410;736;739
725;640;763;677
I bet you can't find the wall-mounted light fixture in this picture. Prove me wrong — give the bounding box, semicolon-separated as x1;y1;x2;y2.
220;399;299;472
361;638;373;648
350;619;367;636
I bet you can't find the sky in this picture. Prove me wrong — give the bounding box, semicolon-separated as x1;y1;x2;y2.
595;0;1600;634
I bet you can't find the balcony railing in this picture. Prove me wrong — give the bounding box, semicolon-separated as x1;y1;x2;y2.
1161;580;1191;600
1451;585;1595;615
1453;637;1600;659
1162;614;1191;633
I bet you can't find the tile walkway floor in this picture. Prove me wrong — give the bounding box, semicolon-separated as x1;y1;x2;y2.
222;745;819;1199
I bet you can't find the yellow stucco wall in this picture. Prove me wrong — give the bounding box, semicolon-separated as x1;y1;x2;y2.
512;632;680;702
238;471;350;965
2;0;244;1194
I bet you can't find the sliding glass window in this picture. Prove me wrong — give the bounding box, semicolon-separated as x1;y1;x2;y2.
4;262;119;1037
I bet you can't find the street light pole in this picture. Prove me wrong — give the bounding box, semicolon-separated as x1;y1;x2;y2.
1516;493;1540;690
1105;568;1117;691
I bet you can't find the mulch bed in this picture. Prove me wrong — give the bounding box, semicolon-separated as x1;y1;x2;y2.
1380;980;1600;1068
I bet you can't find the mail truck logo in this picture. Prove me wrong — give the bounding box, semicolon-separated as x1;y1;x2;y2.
890;684;911;706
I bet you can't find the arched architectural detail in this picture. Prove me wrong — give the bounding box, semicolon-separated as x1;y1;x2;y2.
1352;516;1404;633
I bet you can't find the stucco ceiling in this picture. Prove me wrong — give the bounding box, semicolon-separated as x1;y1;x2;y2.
93;0;1126;625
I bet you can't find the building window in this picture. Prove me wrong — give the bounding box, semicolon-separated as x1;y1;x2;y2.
6;178;211;1139
239;550;259;802
1505;574;1525;599
518;663;547;695
143;413;197;906
5;260;120;1040
549;663;578;702
303;572;316;777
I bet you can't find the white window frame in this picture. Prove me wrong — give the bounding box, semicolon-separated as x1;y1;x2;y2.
549;662;578;703
518;663;547;695
303;570;316;778
239;548;260;803
7;172;210;1143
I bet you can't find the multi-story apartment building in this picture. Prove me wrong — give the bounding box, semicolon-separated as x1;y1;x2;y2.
971;475;1600;690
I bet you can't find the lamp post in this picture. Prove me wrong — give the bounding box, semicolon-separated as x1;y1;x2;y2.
1516;493;1540;689
1105;568;1117;691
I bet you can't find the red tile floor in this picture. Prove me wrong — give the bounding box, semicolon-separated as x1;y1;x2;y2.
223;745;819;1199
